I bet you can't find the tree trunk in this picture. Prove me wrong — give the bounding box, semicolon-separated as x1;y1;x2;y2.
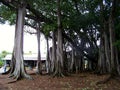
69;45;74;72
109;0;120;76
96;0;111;74
97;32;107;74
10;4;31;80
109;16;115;73
51;31;56;73
36;23;42;74
53;0;64;77
46;36;51;74
104;30;111;72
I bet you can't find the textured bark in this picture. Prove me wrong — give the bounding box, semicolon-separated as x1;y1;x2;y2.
53;0;64;77
104;31;111;72
10;4;31;80
109;16;115;71
97;33;107;74
9;50;15;75
46;36;51;74
96;0;111;74
36;23;42;74
96;0;120;85
69;45;74;72
109;0;120;76
51;31;56;73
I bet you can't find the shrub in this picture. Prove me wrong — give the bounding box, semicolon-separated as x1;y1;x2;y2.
0;60;4;67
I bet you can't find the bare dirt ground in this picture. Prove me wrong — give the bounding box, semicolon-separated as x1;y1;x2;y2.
0;70;120;90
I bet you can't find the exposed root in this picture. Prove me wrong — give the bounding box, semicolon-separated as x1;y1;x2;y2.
114;76;120;82
8;68;32;83
96;75;112;85
52;72;65;78
7;74;19;84
35;71;42;75
9;71;19;80
8;73;14;78
23;74;33;80
7;79;17;84
10;75;17;80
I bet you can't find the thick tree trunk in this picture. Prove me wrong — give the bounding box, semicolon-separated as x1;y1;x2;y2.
96;0;111;74
109;15;120;76
104;30;111;72
97;33;107;74
10;4;31;80
109;16;115;72
36;23;42;74
109;0;120;76
53;0;64;77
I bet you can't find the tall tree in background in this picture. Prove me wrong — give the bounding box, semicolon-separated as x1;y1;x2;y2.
51;31;56;73
36;23;42;74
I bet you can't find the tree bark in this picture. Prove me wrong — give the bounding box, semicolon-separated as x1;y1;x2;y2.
10;4;31;80
46;36;51;74
51;31;56;73
36;23;42;74
97;32;107;74
53;0;64;77
96;0;111;74
69;45;74;72
104;30;111;72
109;0;120;76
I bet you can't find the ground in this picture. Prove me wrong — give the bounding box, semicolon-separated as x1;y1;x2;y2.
0;70;120;90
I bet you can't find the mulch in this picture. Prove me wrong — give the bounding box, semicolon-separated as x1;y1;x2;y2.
0;71;120;90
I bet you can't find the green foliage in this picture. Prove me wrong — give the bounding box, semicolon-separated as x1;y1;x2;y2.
0;60;4;67
0;17;5;24
1;50;9;58
114;40;120;50
0;51;8;67
0;0;120;54
0;4;16;25
43;23;57;36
